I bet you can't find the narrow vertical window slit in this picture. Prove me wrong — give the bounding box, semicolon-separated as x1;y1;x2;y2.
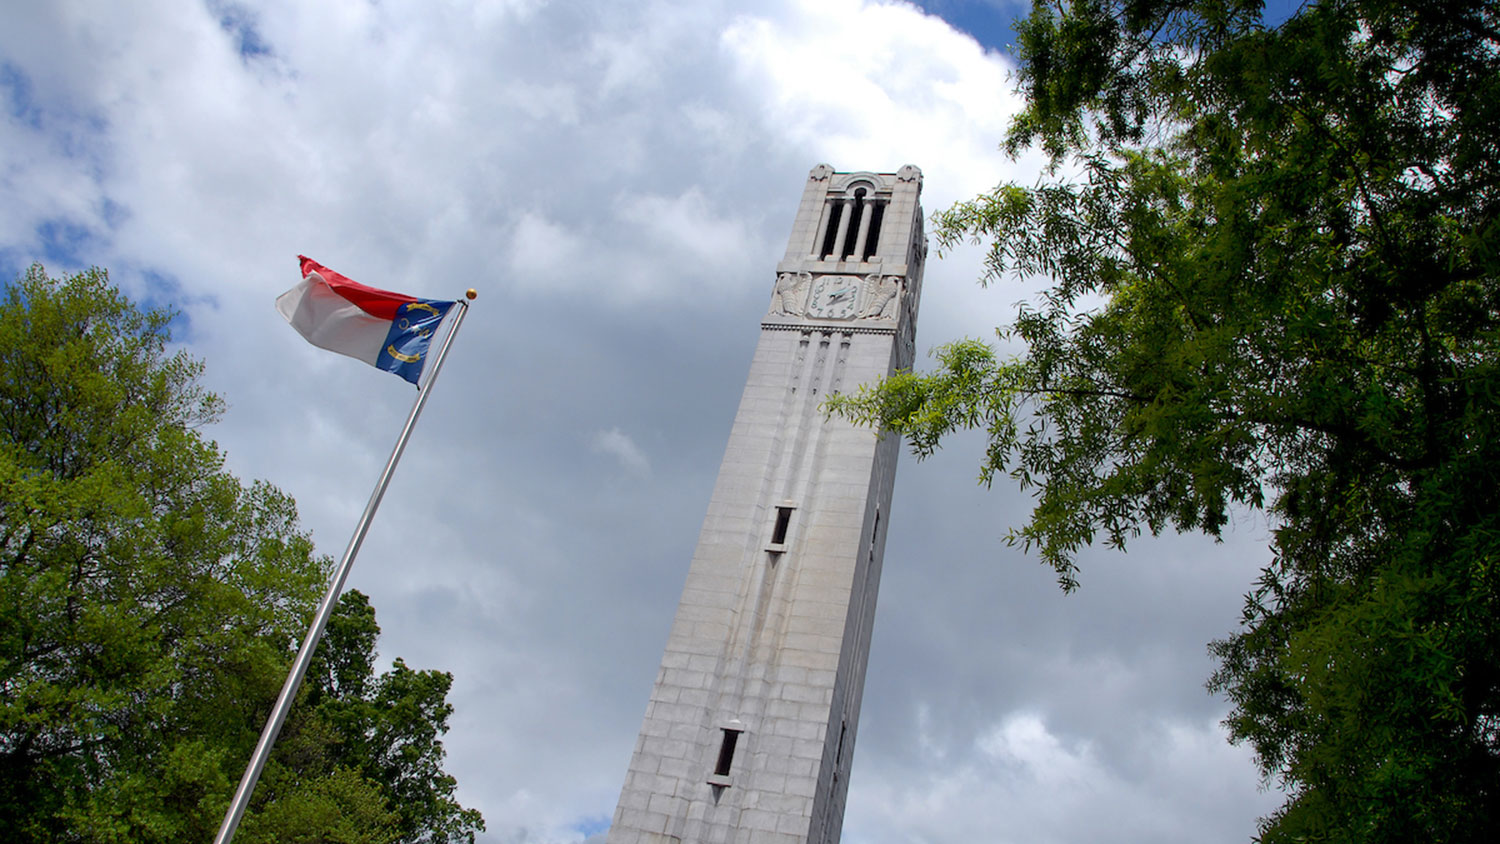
714;729;741;776
772;507;793;545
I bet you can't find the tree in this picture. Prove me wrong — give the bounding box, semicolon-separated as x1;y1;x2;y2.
0;266;482;843
235;592;483;844
828;1;1500;841
293;591;485;844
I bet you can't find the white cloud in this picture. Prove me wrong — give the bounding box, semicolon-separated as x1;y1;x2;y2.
509;211;592;295
616;187;757;271
591;427;651;476
847;711;1275;844
500;80;584;125
720;0;1020;201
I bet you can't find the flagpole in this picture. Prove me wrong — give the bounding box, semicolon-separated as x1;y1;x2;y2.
214;291;475;844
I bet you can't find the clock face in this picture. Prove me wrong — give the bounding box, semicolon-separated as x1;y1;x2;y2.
808;276;859;319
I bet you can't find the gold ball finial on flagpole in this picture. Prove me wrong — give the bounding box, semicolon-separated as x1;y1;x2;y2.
465;289;477;300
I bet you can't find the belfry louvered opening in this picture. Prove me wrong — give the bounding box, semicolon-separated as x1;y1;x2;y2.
819;183;885;262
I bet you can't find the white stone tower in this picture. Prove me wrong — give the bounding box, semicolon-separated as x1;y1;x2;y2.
607;164;925;844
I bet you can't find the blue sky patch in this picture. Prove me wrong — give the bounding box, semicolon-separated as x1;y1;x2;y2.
36;219;94;269
0;249;36;285
918;0;1320;55
134;268;199;342
205;0;274;60
100;198;129;230
572;815;611;837
1;62;42;128
914;0;1028;52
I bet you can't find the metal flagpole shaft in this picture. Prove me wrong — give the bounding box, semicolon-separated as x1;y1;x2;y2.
214;295;472;844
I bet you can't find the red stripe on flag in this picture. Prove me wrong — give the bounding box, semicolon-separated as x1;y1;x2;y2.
298;255;416;320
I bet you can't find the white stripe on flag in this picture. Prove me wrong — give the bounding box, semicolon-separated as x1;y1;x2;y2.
276;272;390;365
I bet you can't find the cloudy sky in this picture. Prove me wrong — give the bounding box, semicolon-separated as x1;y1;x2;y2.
2;1;1286;842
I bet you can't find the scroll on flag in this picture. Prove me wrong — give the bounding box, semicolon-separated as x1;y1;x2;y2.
276;256;455;385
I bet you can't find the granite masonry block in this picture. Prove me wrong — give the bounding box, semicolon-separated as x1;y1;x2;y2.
784;774;818;797
756;752;790;775
647;793;680;816
776;648;840;671
668;722;701;742
765;699;801;719
757;734;795;757
658;756;693;780
740;809;780;832
778;811;814;835
798;703;831;722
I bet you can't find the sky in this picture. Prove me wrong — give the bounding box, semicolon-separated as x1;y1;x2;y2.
1;1;1288;842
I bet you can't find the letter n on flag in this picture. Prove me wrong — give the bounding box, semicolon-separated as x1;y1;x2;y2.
277;256;455;385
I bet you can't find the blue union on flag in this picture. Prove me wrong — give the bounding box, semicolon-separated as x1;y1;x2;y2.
276;256;454;385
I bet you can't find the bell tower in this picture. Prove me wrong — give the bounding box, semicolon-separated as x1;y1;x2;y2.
607;164;925;844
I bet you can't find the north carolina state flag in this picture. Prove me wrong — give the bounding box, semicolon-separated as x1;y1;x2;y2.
276;256;454;385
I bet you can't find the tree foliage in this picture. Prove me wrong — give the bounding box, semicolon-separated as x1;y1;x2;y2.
292;591;485;844
829;1;1500;840
0;266;481;843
